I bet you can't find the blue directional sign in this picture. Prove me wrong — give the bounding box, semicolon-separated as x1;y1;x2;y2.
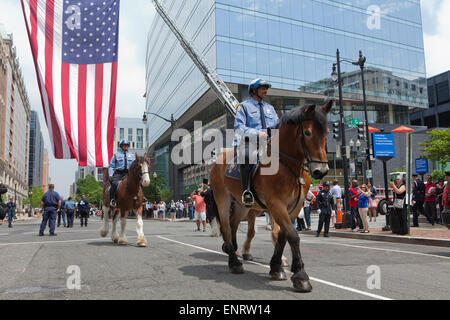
415;158;428;174
372;133;395;159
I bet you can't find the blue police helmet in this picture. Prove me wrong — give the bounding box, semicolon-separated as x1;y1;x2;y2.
119;139;130;147
249;78;272;95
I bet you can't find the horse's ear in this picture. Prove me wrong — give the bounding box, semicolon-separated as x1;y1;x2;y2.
135;153;140;161
321;99;334;114
303;104;316;117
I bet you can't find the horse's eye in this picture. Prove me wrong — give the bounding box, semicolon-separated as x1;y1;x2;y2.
305;130;312;137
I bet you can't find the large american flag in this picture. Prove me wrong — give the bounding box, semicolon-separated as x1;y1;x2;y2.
21;0;120;167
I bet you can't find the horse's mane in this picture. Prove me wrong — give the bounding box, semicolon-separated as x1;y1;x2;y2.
277;104;328;132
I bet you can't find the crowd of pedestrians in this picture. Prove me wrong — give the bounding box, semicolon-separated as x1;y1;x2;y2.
141;182;216;234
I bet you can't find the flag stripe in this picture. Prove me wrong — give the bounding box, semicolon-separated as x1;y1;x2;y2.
69;64;80;161
45;0;64;159
85;64;96;167
95;64;104;167
108;62;118;162
101;63;112;168
78;64;87;166
61;62;77;159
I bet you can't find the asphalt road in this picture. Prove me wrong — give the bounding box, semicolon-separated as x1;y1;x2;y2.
1;216;449;300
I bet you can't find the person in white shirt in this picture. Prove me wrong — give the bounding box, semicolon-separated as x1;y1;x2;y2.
303;187;316;230
330;180;342;228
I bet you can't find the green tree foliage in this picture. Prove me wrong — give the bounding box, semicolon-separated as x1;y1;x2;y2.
431;170;446;182
76;175;103;206
419;129;450;169
22;186;45;208
159;187;173;203
142;175;167;202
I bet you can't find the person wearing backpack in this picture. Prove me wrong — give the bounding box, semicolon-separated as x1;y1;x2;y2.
78;195;90;227
412;173;426;227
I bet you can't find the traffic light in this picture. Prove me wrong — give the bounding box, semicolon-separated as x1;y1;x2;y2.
332;121;341;140
357;122;366;141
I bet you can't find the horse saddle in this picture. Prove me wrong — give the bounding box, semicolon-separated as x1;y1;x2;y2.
225;158;259;181
225;158;266;209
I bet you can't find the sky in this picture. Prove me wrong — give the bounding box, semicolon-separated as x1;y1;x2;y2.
0;0;449;197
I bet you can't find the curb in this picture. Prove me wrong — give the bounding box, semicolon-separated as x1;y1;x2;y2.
300;230;450;248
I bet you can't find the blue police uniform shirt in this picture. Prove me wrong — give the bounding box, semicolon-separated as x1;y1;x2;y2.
65;201;76;211
41;190;61;211
234;98;279;146
108;150;136;177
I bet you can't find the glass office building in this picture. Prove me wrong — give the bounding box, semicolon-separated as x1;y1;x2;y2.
145;0;428;197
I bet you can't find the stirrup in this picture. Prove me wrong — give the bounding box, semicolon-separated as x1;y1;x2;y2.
242;190;254;207
110;199;116;207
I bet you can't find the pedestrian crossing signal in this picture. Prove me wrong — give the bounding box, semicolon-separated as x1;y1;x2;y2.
332;121;340;140
357;123;366;141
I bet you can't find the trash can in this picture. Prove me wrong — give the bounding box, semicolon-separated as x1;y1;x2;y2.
442;210;450;230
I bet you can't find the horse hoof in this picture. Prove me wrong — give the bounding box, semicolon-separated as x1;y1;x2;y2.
230;265;244;274
291;272;313;293
112;237;119;243
100;230;108;238
137;237;147;247
118;238;128;245
242;254;253;261
270;271;288;281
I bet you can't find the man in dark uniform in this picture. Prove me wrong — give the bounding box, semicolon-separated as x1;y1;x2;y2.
78;195;90;227
39;184;61;236
316;181;336;237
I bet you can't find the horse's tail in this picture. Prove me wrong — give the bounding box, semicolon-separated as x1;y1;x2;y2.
102;168;109;187
210;189;220;224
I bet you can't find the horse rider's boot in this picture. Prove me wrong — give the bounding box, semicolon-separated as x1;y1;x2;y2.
109;185;116;207
240;164;254;207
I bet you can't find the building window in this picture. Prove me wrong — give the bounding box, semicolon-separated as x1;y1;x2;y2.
137;129;143;149
128;128;133;142
120;128;124;140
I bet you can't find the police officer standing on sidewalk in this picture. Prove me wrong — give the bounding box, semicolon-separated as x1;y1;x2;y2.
39;184;61;236
316;181;336;237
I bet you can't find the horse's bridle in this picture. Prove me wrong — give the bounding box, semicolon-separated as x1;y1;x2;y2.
277;116;328;177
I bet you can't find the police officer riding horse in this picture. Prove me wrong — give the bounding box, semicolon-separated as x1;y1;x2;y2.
109;139;136;207
235;78;279;207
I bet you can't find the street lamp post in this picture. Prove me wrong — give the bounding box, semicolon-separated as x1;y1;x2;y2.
153;172;158;202
28;189;33;217
143;112;176;199
332;49;351;223
356;51;373;185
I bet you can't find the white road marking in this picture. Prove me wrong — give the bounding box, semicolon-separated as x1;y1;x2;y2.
300;238;450;261
0;236;138;246
156;236;393;300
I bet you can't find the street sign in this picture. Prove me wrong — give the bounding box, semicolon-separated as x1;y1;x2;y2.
348;118;360;128
372;133;395;159
366;170;373;179
415;158;428;174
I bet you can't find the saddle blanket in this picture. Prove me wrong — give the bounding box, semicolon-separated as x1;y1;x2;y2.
225;158;259;181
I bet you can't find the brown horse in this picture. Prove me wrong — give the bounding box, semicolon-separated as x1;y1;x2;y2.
210;101;332;292
100;154;151;247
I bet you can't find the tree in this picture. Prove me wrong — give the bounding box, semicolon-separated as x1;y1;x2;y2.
159;187;173;203
419;129;450;169
76;175;103;206
142;175;167;202
22;186;44;208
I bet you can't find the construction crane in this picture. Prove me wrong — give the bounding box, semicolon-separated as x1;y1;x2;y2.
152;0;238;117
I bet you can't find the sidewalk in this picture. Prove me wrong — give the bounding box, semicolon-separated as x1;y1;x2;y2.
252;213;450;248
0;214;39;225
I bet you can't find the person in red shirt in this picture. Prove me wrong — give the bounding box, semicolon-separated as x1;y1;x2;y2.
424;175;437;225
348;180;362;232
192;185;207;232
